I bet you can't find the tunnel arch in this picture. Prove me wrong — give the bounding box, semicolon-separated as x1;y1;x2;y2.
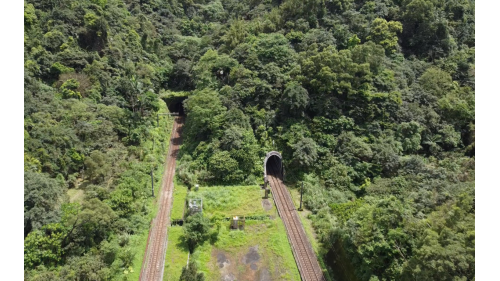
264;151;284;182
163;94;188;116
170;100;185;115
166;98;186;116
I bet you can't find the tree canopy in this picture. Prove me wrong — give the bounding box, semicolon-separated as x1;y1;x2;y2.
24;0;474;280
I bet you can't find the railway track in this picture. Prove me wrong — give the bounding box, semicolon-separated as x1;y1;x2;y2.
268;162;325;281
139;116;184;281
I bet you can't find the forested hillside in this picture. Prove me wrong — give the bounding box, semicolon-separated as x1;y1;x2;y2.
24;0;475;280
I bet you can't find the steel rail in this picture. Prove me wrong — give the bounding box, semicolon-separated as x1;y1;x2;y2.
268;161;325;281
140;116;184;281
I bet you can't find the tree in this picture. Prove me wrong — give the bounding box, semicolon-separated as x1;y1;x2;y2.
24;223;65;269
84;150;110;183
63;198;118;250
419;67;455;98
439;124;462;150
396;121;423;154
58;253;111;280
183;213;210;252
367;18;403;55
282;82;309;117
292;137;318;171
192;50;238;90
208;151;242;183
60;79;82;99
24;3;37;27
402;193;475;280
179;261;205;281
401;0;454;58
222;19;247;51
341;196;413;280
183;89;226;141
24;172;65;236
371;134;403;176
280;0;326;26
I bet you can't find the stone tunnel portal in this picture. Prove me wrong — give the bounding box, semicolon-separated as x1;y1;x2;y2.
264;151;283;183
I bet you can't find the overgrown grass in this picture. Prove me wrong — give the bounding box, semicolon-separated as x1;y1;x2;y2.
165;184;299;280
124;100;175;280
171;177;188;220
128;230;150;280
187;185;268;216
266;219;301;280
163;226;190;281
67;188;84;203
193;219;300;281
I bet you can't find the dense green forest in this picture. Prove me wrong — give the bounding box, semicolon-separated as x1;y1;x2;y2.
24;0;474;280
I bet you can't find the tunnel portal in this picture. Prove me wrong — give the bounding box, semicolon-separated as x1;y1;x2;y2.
264;151;284;182
170;100;185;116
164;95;187;116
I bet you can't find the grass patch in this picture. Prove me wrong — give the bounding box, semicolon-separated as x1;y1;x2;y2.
267;219;301;280
192;240;216;279
171;178;188;220
193;219;300;281
67;188;84;203
127;230;150;280
187;185;268;217
163;226;190;281
165;183;299;280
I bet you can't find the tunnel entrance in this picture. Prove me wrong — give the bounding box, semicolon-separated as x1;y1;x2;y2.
170;100;185;116
164;94;187;116
264;151;284;182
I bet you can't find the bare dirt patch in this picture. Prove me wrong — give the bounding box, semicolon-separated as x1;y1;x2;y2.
213;245;277;281
259;267;272;281
262;199;273;211
243;246;260;265
217;252;229;269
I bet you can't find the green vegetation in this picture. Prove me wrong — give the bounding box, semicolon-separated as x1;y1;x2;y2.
25;0;474;280
167;184;299;281
187;185;268;216
164;226;190;281
192;220;300;281
171;180;189;220
183;213;211;252
179;261;205;281
127;230;150;281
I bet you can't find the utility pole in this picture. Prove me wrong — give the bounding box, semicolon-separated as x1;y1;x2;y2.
299;182;304;211
150;167;155;197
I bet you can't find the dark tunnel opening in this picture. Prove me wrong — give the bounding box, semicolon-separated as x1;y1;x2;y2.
172;101;185;116
165;97;186;116
266;155;283;179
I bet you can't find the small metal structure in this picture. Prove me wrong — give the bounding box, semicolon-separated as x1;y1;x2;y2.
298;182;304;211
188;198;203;215
150;168;155;197
264;188;271;199
230;215;245;230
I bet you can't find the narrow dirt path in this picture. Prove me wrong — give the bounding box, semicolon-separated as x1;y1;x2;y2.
140;116;184;281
